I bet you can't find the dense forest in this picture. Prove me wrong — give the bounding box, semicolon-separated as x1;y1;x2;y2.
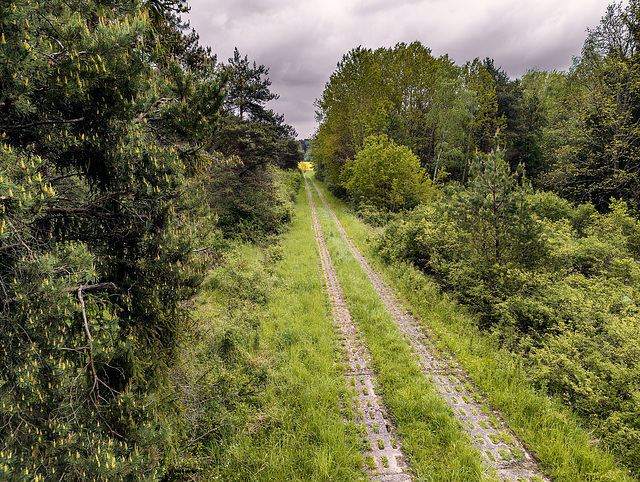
311;0;640;475
2;0;640;480
314;2;640;211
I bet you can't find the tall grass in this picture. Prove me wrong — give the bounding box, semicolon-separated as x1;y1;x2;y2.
311;178;633;482
175;183;366;481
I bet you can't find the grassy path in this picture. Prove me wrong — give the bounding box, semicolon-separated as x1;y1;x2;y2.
216;176;487;481
305;179;412;480
309;178;546;482
183;178;367;480
306;176;490;481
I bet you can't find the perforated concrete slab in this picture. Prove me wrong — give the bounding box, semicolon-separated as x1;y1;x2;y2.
310;178;549;482
306;180;413;481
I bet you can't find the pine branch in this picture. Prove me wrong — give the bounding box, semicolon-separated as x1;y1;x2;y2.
63;282;116;294
50;172;87;183
0;117;85;130
0;243;21;252
134;97;178;123
46;207;116;217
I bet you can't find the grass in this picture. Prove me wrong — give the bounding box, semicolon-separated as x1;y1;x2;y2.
176;181;367;481
308;179;490;481
310;176;634;482
365;454;376;469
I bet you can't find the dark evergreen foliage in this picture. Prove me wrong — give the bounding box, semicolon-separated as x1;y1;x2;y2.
0;0;225;478
222;47;280;123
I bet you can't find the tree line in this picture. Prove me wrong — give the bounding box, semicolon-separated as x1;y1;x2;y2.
313;1;640;213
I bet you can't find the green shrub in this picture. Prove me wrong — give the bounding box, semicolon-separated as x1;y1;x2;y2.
208;165;302;241
340;135;435;212
167;249;275;478
353;199;398;227
372;184;640;474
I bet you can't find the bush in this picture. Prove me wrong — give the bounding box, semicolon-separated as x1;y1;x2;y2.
207;165;302;241
168;250;275;479
353;199;398;227
340;135;435;212
372;185;640;473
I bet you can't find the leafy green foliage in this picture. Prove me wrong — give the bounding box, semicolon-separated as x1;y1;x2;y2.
340;135;434;212
373;178;640;473
384;259;632;481
209;164;301;242
312;42;475;191
206;118;303;241
166;251;274;479
541;1;640;210
463;59;502;157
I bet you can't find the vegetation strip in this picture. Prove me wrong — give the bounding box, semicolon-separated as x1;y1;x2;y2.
310;178;547;482
305;178;412;481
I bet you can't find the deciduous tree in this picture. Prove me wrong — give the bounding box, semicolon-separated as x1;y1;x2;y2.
543;1;640;210
340;135;433;211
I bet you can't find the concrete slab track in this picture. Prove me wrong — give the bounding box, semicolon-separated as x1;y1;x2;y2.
309;178;548;482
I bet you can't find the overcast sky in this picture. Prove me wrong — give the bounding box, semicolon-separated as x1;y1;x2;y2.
187;0;621;139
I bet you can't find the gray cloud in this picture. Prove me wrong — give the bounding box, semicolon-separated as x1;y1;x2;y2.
187;0;622;139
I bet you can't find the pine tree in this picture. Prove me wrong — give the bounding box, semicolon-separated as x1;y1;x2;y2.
0;0;225;479
223;47;279;122
454;149;533;264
